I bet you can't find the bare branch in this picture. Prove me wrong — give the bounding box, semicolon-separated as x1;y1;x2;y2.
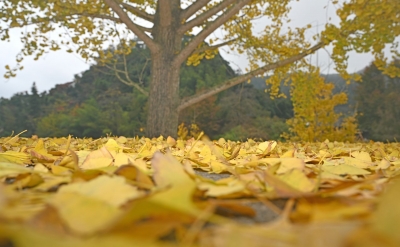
181;0;212;20
139;58;151;85
99;50;149;97
104;58;149;96
121;2;155;22
178;42;325;112
174;0;251;67
179;0;238;34
104;0;158;52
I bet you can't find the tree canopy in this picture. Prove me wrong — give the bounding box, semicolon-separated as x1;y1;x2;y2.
1;0;399;137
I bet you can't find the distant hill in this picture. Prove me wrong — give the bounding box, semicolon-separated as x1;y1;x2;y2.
250;73;359;115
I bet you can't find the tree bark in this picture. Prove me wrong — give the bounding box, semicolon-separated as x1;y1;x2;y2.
146;55;181;138
146;0;182;138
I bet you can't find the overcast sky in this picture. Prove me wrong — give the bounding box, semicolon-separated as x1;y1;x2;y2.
0;0;378;99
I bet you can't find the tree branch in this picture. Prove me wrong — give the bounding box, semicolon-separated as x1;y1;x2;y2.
104;0;157;52
120;2;155;22
178;42;325;112
174;0;251;67
136;24;153;33
181;0;212;20
179;0;238;34
103;56;149;96
193;38;238;54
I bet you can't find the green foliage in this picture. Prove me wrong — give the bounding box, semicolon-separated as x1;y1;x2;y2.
212;84;290;141
219;125;248;141
36;113;72;137
0;45;292;139
220;116;288;141
179;53;236;98
356;59;400;141
72;98;110;137
0;83;46;136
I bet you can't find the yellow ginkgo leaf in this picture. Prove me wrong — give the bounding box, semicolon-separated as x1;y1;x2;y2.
322;164;371;176
277;169;315;193
49;191;122;235
371;178;400;244
58;175;144;207
351;151;372;162
0;151;30;164
104;139;129;152
0;162;32;177
342;157;372;169
198;178;245;197
81;147;114;170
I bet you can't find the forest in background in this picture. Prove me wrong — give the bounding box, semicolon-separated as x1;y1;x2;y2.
0;44;399;142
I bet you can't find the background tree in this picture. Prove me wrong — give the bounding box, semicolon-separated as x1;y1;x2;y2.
0;83;45;135
1;0;399;137
283;67;358;142
356;59;400;141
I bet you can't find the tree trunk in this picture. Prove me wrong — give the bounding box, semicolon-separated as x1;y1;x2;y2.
146;55;181;138
146;0;182;138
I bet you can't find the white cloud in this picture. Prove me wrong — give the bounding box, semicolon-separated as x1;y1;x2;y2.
0;29;90;98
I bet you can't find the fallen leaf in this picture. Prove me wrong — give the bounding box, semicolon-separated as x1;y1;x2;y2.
371;178;400;244
81;147;114;170
322;164;371;176
48;191;123;235
58;175;144;207
277;169;315;193
0;151;31;164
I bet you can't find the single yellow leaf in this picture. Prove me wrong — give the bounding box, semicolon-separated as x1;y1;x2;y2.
116;136;128;144
0;151;30;164
210;160;228;173
342;157;372;169
49;192;122;235
51;164;72;175
323;164;371;175
113;152;136;167
59;175;144;207
376;159;390;170
81;147;113;170
104;139;128;152
371;178;400;244
277;169;315;192
281;149;295;158
351;151;372;162
198;178;245;197
275;158;305;174
0;162;31;177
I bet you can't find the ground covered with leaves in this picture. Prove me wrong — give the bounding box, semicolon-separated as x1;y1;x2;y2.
0;134;399;247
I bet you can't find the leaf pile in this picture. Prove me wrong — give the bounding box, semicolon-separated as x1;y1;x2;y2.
0;135;400;247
